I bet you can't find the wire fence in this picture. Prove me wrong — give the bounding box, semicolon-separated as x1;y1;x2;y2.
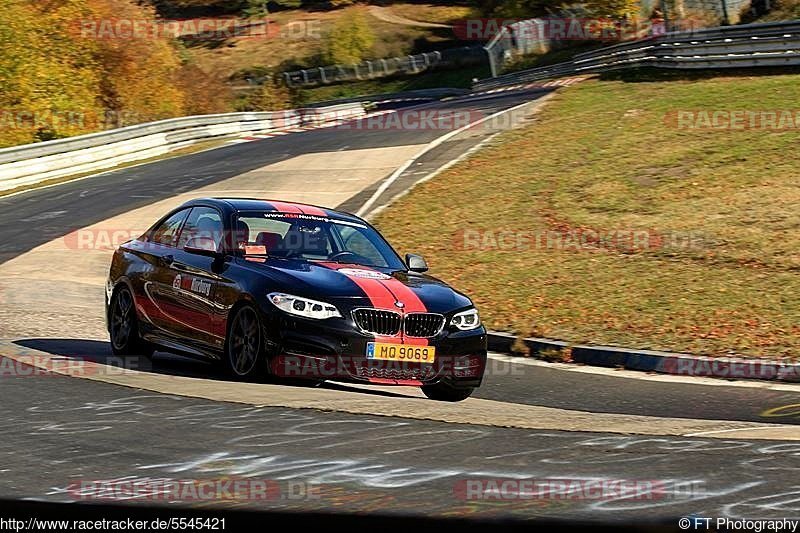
282;46;488;88
484;14;666;77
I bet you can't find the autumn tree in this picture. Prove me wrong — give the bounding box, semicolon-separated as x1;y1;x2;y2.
177;63;234;115
0;0;103;145
87;0;187;124
0;0;236;147
323;7;375;65
582;0;641;17
243;74;292;111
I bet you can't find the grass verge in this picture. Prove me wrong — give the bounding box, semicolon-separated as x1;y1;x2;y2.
372;68;800;359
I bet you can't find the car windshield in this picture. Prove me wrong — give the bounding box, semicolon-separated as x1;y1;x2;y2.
235;211;406;270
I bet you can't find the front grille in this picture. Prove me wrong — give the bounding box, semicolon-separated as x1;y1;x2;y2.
353;309;401;336
404;313;445;338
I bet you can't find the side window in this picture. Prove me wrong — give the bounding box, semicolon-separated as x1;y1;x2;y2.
338;226;387;267
150;209;190;247
178;207;224;250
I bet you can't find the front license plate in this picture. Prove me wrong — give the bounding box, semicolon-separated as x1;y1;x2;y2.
366;342;436;363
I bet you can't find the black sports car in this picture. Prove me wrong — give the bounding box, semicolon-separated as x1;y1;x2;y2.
106;198;487;401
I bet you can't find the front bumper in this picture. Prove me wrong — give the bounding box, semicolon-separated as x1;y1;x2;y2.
261;308;487;388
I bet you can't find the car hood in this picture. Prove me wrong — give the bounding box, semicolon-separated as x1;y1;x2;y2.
249;259;473;314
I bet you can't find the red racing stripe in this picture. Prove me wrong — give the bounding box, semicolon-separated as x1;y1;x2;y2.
266;200;303;213
317;262;396;310
299;205;328;216
317;263;429;346
378;278;426;313
377;277;428;346
264;200;328;216
317;262;400;344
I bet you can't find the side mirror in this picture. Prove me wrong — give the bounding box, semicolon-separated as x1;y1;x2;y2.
406;253;428;273
184;237;221;258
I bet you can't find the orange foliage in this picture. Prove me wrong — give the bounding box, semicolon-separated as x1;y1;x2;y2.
0;0;232;147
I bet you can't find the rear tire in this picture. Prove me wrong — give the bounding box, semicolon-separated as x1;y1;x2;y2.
109;286;154;359
421;382;474;402
224;305;267;380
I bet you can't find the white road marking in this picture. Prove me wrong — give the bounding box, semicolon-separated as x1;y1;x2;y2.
20;210;68;222
365;132;502;219
355;96;556;217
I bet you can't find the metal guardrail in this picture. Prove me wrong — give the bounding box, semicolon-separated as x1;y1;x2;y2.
283;46;487;88
0;103;366;193
484;16;578;77
481;9;661;77
474;20;800;91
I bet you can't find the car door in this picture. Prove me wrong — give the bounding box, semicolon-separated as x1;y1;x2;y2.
165;206;229;351
134;207;192;338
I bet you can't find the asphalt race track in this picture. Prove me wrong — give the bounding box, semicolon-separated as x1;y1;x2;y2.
1;87;799;524
0;91;541;264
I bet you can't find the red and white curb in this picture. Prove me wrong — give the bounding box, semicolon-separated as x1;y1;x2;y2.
226;79;583;146
226;126;318;144
226;109;399;145
474;76;588;96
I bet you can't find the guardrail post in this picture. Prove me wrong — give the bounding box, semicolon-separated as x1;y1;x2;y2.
409;55;417;73
660;0;671;32
485;46;498;77
319;67;327;84
535;19;548;54
721;0;731;25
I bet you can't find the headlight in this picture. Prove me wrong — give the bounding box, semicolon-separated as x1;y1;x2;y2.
268;293;342;320
450;308;481;330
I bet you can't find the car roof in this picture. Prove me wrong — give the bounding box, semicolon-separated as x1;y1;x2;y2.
182;197;365;224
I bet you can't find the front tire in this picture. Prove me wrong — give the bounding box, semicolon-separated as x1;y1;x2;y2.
421;382;474;402
109;286;154;359
225;305;266;380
